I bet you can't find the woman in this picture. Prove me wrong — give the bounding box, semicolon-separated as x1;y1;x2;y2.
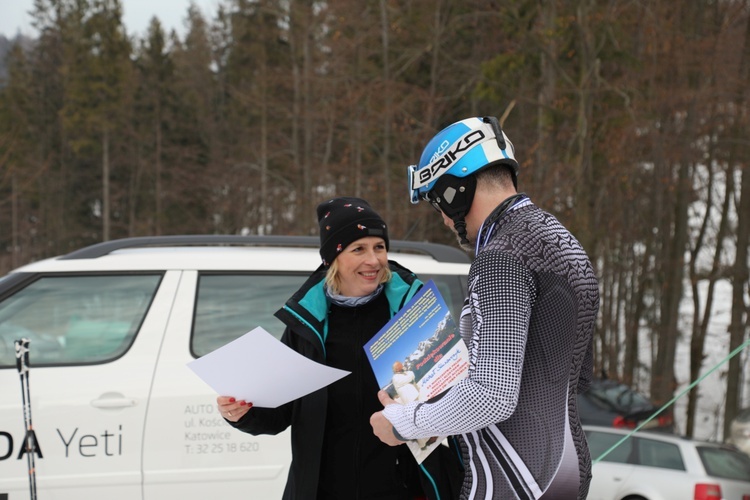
216;197;445;500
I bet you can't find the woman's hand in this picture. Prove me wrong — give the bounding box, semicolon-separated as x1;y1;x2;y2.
216;395;252;422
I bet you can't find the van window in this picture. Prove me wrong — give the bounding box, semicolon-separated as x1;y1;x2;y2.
192;274;307;356
191;273;467;358
698;445;750;481
0;274;161;367
586;430;633;464
637;438;685;470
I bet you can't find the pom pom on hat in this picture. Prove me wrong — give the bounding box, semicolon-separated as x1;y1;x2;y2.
317;197;389;266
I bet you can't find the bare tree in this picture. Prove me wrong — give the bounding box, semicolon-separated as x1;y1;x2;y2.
724;6;750;440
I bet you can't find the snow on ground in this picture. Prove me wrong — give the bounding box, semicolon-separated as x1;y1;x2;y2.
639;279;746;441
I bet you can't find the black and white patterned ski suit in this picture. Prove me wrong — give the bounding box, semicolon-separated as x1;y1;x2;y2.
384;198;600;499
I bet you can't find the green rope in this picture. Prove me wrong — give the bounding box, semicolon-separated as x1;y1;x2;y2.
592;337;750;464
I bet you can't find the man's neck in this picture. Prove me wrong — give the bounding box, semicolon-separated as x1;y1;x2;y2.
467;188;518;230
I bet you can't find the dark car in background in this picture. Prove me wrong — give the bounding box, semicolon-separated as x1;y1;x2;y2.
579;378;674;431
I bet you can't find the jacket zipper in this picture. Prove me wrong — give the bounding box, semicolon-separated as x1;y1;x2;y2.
354;305;362;500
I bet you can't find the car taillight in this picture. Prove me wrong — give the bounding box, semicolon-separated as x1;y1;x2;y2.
612;415;637;429
658;414;673;427
694;483;722;500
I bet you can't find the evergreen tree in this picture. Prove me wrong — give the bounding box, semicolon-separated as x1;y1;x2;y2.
134;17;175;235
60;0;133;242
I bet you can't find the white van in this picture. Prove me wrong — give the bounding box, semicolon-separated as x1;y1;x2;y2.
0;235;469;499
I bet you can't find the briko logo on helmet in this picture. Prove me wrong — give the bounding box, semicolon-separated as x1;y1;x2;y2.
415;129;487;188
429;140;451;163
407;116;519;206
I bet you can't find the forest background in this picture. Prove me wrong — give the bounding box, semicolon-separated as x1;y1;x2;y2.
0;0;748;442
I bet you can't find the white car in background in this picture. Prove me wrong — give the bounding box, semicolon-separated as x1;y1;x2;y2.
0;235;470;500
585;425;750;500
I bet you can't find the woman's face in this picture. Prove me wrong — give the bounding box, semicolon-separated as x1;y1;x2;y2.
334;236;388;297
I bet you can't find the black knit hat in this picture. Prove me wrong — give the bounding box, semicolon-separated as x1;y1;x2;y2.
317;197;389;266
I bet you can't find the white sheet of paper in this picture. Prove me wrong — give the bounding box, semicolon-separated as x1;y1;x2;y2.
187;326;350;408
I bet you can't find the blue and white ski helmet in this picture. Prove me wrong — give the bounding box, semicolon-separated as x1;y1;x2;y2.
407;116;519;205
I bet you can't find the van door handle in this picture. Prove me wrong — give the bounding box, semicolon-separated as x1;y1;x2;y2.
91;392;138;409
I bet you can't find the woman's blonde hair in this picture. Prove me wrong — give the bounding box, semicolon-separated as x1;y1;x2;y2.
325;259;392;296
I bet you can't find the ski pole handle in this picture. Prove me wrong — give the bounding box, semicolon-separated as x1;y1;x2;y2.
15;337;30;374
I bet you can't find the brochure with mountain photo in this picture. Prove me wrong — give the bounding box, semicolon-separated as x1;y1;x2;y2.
364;280;469;463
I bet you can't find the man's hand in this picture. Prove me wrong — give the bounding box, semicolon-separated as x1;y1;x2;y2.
377;389;398;407
370;390;406;446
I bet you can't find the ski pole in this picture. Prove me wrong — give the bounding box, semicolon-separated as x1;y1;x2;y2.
15;338;38;500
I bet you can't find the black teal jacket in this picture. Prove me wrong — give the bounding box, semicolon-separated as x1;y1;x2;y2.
227;260;423;500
